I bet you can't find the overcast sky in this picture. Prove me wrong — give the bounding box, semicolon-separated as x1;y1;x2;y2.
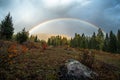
0;0;120;33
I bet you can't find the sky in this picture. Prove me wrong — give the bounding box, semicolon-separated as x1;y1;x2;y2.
0;0;120;34
29;18;100;37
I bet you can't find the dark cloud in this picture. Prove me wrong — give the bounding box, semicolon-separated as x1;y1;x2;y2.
0;0;120;33
67;0;120;33
0;0;12;8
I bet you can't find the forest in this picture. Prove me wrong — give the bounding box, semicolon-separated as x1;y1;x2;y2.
1;13;120;53
48;29;120;53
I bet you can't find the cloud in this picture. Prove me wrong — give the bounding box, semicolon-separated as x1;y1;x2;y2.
0;0;12;8
67;0;120;32
0;0;120;33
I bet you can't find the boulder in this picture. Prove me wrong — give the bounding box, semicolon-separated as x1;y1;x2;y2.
58;59;98;80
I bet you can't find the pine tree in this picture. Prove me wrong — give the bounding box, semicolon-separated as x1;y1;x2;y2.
117;29;120;53
0;13;14;40
29;35;35;41
74;33;80;47
56;35;61;46
34;36;38;42
70;38;74;47
103;33;109;51
96;28;104;50
89;32;98;49
61;37;68;45
81;33;87;48
48;38;51;45
108;31;117;53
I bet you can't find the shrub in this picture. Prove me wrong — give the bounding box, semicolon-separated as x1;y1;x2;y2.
81;50;95;68
16;28;29;44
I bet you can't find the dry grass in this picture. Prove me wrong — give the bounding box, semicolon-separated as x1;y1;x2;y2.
0;41;120;80
92;50;120;68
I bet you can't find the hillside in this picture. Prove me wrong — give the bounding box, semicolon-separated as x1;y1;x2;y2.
0;41;120;80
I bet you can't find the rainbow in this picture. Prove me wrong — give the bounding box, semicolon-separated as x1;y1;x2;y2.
29;18;105;34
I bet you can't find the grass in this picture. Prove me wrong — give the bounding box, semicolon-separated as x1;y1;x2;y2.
94;51;120;68
0;41;120;80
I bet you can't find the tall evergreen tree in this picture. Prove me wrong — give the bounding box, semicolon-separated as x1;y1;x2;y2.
103;33;109;51
0;13;14;40
70;38;74;47
34;35;38;42
56;35;61;46
109;31;117;53
117;29;120;53
96;28;104;50
48;38;51;45
81;33;87;48
89;32;98;49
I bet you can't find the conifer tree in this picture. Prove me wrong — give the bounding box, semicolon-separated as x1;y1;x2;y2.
103;33;109;51
61;37;68;45
34;36;38;42
96;28;104;50
0;13;14;40
90;32;98;49
48;38;51;45
117;29;120;53
81;33;87;48
16;28;29;44
109;31;117;53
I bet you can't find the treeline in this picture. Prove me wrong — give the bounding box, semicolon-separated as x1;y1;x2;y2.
0;13;40;43
70;29;120;53
48;36;69;46
48;28;120;53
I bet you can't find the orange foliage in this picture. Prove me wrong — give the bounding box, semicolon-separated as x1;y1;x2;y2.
22;45;28;53
42;43;47;50
8;44;28;54
0;41;29;67
8;54;17;58
7;44;28;62
7;44;18;54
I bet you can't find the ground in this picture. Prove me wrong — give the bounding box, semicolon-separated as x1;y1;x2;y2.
0;43;120;80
